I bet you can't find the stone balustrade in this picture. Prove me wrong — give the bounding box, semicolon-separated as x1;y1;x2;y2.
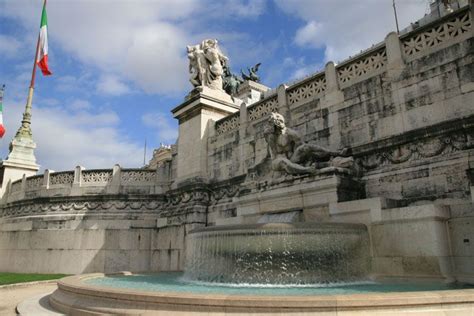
400;8;471;59
49;171;74;186
215;111;240;135
213;5;471;136
336;45;387;87
286;72;326;107
3;165;167;204
247;95;279;122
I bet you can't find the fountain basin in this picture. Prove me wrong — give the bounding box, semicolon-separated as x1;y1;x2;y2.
47;223;474;315
49;273;474;315
184;223;371;285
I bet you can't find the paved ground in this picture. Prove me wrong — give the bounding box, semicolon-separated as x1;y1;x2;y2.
0;282;58;315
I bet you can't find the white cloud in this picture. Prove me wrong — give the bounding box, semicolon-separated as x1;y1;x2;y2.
0;0;275;172
41;98;60;107
294;21;322;48
264;56;322;85
0;1;195;95
55;76;79;92
32;112;143;170
0;96;142;171
69;110;120;127
291;63;322;81
96;75;131;96
123;23;189;94
1;0;273;96
222;0;267;18
68;99;91;111
0;34;22;58
142;112;178;144
275;0;428;62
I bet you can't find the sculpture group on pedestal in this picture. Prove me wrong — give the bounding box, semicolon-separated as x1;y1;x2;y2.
187;39;262;97
187;39;229;91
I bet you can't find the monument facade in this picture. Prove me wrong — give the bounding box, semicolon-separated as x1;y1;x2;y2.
0;3;472;285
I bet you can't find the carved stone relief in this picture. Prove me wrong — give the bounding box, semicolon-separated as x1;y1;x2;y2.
0;199;164;218
357;132;471;170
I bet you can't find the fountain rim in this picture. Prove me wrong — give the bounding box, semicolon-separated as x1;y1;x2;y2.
188;222;368;234
49;273;474;314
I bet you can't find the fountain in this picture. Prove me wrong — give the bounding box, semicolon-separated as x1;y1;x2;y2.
48;211;474;315
184;223;370;285
10;9;474;313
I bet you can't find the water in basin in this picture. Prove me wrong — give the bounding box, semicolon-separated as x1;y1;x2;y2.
86;272;474;296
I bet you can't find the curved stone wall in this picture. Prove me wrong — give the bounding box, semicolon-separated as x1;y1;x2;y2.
3;165;168;205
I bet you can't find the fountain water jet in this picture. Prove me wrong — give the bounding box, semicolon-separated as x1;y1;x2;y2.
184;222;371;285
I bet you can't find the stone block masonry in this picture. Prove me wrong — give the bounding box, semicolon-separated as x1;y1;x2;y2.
0;5;473;281
208;7;473;204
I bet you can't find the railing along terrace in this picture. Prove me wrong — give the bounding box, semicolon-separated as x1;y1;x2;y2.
335;45;387;87
286;71;326;107
247;95;278;122
81;169;113;185
10;179;22;193
120;168;158;184
49;171;74;186
25;174;44;190
215;94;278;135
400;6;471;59
2;166;162;204
215;111;240;136
212;4;472;136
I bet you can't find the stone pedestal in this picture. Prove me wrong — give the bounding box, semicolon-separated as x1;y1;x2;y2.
217;170;364;225
172;87;238;184
371;204;454;280
0;136;39;197
153;183;209;271
235;80;270;105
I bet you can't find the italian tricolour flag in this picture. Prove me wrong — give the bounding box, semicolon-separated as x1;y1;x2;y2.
0;86;5;138
37;2;52;76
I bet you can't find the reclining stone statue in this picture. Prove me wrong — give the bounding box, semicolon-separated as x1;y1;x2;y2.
263;112;354;176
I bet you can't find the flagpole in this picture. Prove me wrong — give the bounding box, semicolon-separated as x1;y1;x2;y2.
0;85;6;138
392;0;400;35
16;0;47;139
29;35;41;90
143;139;147;166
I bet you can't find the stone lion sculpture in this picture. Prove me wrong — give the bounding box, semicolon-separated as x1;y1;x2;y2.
263;112;353;176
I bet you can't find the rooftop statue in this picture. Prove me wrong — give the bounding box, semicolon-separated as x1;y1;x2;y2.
263;112;353;176
187;39;229;91
241;62;261;83
223;65;244;96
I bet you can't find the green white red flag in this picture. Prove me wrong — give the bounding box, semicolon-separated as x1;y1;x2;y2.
0;85;6;138
37;2;52;76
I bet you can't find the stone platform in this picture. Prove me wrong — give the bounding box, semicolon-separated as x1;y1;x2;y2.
218;169;364;225
46;273;474;315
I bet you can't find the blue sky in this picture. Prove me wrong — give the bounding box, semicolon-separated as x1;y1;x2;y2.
0;0;428;171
